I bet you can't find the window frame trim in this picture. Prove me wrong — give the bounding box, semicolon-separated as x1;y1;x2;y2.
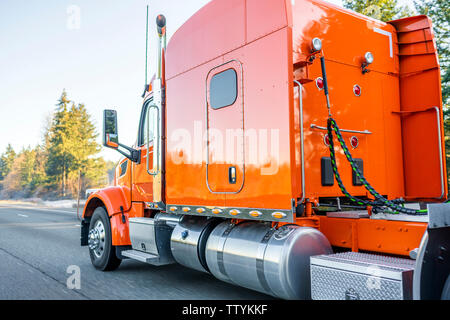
204;59;245;195
209;67;238;110
137;98;154;147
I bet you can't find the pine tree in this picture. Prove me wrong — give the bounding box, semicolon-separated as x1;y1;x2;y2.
46;90;75;197
31;145;48;196
1;154;23;198
0;144;17;186
45;90;108;198
67;102;105;197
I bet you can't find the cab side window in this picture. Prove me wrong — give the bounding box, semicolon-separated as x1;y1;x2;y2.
139;103;157;146
210;68;238;109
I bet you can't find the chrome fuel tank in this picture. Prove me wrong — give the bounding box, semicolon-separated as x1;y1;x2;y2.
170;216;220;273
205;222;332;299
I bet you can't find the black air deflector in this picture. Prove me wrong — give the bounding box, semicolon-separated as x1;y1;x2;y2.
321;157;334;186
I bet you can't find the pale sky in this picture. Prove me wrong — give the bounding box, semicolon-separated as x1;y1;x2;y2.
0;0;414;162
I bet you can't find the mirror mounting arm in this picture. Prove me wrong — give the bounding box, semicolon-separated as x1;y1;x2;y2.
117;143;140;163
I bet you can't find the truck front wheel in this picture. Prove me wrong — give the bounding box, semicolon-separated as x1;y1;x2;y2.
88;207;121;271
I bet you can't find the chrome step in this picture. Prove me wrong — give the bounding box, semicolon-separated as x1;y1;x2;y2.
121;249;174;266
326;210;369;219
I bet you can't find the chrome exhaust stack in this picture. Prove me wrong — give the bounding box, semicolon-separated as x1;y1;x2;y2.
156;14;166;81
146;14;166;207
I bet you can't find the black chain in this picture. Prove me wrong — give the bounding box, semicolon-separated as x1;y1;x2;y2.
327;117;427;216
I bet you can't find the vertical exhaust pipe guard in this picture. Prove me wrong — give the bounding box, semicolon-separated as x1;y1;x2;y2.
205;222;332;300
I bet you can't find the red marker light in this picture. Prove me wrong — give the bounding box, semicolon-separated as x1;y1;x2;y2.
353;85;361;96
324;134;330;146
316;77;324;90
350;136;359;148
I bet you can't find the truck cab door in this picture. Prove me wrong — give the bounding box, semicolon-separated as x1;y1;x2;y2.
132;99;159;204
206;60;244;194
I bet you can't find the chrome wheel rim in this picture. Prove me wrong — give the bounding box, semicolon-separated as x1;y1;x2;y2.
88;220;106;258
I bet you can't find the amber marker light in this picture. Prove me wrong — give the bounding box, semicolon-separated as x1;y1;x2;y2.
249;210;262;218
212;208;222;214
229;209;241;216
196;208;205;213
272;212;286;219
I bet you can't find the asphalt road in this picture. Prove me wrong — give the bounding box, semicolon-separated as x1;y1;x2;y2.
0;204;270;300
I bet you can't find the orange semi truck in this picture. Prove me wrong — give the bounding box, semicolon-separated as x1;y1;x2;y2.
81;0;450;300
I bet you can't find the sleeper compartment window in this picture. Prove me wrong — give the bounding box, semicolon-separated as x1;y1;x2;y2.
209;68;238;109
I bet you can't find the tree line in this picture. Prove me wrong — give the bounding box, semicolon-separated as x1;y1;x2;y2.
0;90;115;199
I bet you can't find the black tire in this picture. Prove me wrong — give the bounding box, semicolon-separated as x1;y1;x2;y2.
88;207;121;271
442;274;450;300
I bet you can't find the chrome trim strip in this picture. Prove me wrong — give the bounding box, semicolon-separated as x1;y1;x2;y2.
205;59;245;195
294;81;305;207
217;223;235;279
373;27;393;58
310;257;407;281
146;103;161;176
256;228;276;295
165;204;294;223
310;124;372;135
433;106;445;200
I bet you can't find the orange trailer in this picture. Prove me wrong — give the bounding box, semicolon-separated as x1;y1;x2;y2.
81;0;449;300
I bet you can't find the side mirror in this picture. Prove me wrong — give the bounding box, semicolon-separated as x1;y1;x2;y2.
102;109;140;163
103;109;119;149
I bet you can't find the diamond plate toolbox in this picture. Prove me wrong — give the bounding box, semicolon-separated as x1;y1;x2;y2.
310;252;415;300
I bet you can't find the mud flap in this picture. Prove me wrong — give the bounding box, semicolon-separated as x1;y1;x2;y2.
413;203;450;300
80;218;90;246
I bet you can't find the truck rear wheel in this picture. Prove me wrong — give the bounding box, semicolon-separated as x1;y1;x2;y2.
88;207;121;271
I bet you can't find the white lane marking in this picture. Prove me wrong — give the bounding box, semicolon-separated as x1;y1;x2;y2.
33;225;79;230
0;222;78;228
373;27;393;58
18;214;28;218
0;205;76;214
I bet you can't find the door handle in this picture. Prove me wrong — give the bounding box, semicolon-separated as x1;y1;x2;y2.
229;166;236;184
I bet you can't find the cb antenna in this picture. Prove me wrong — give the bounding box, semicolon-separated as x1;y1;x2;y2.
143;5;149;97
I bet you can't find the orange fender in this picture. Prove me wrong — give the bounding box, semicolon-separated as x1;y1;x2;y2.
82;186;132;246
